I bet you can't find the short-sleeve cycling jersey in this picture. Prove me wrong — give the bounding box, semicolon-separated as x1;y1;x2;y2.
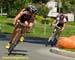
56;15;67;27
19;10;34;23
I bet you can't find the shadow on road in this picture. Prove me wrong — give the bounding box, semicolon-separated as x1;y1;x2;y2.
8;52;27;56
13;50;28;52
7;49;28;56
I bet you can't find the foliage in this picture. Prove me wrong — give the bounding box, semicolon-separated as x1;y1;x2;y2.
56;0;75;13
7;9;17;17
35;4;49;16
0;0;49;17
35;15;54;24
66;21;75;25
1;0;75;17
32;0;49;3
0;16;14;33
35;15;43;22
0;0;15;7
7;0;32;17
0;16;75;38
0;0;15;13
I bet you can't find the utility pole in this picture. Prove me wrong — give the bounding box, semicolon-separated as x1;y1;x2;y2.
58;0;62;13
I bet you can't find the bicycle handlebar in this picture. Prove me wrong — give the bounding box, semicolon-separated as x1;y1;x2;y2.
17;22;25;26
52;24;61;30
19;22;25;26
55;25;61;30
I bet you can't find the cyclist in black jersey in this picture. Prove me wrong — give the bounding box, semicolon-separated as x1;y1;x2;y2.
6;5;37;49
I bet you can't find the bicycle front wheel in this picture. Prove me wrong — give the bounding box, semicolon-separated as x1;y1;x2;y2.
8;28;22;55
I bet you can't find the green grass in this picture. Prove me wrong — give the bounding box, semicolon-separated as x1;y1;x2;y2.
0;16;75;38
0;16;14;34
27;23;53;38
0;16;53;38
61;25;75;37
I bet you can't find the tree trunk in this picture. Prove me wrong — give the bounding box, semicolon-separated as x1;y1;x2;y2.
0;6;3;16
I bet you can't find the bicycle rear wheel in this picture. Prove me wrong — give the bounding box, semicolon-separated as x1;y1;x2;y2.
45;31;57;47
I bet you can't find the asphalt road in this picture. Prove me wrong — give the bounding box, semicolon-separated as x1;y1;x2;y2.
0;40;75;60
0;34;75;60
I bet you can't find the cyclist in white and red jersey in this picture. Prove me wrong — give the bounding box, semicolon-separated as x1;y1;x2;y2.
45;13;67;47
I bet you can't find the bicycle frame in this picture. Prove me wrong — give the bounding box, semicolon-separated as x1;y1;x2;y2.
45;23;61;47
8;22;25;55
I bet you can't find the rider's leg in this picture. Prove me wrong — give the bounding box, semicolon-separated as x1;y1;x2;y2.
9;21;21;43
9;29;17;44
20;22;34;42
26;20;34;32
6;25;20;49
27;22;34;32
20;21;28;42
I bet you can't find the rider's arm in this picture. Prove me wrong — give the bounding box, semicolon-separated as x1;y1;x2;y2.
13;8;25;24
60;23;66;31
60;18;66;31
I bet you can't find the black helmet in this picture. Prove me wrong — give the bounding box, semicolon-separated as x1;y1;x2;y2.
27;5;37;14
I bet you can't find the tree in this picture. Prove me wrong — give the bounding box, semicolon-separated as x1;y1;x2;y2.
0;0;15;15
56;0;75;13
32;0;49;3
7;0;32;17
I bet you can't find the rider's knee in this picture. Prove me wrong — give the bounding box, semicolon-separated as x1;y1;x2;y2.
16;28;21;31
24;21;28;27
29;23;34;27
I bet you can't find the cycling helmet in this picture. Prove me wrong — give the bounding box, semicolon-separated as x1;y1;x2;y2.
59;13;64;20
27;5;37;14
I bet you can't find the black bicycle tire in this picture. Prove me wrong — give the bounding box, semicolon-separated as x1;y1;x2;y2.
8;43;16;55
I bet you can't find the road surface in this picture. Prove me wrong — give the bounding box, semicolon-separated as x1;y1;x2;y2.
0;41;75;60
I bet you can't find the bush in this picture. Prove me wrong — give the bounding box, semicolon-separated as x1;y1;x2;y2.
0;16;7;19
37;4;49;16
66;21;75;25
35;15;43;22
35;15;55;24
7;8;17;18
34;3;49;17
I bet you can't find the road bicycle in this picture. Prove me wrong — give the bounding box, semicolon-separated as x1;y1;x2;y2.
45;21;61;47
8;22;26;55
